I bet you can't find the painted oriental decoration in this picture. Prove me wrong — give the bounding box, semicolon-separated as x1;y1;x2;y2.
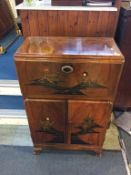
38;117;64;136
38;116;103;145
71;117;103;145
28;68;106;95
37;117;65;143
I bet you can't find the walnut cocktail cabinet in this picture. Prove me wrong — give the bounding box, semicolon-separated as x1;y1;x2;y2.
14;37;124;154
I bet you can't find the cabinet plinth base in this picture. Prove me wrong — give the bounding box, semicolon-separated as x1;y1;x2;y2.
33;144;102;155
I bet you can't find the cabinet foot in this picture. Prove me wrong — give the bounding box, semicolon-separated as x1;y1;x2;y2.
95;149;102;157
33;147;43;155
96;152;102;157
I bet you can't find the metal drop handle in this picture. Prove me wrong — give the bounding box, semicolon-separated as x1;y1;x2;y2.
61;65;74;74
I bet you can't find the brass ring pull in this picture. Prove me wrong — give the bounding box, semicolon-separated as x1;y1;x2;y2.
61;65;74;74
46;117;50;121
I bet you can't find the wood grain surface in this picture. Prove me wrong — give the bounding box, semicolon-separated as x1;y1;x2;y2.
20;9;118;37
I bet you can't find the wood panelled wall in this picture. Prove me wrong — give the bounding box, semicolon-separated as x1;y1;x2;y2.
20;10;118;37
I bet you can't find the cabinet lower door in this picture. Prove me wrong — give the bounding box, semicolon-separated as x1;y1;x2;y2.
68;100;112;147
25;99;66;145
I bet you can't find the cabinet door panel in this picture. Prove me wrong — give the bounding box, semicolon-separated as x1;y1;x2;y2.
25;99;66;144
68;100;111;146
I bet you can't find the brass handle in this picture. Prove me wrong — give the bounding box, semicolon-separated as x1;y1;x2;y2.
61;65;74;74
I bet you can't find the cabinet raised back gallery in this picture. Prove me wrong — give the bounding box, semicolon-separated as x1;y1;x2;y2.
16;0;121;38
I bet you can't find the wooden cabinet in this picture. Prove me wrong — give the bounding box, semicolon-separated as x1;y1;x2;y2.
0;0;14;38
14;36;124;154
115;2;131;109
17;0;121;38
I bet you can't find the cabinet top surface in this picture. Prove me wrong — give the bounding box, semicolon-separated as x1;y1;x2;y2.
15;37;124;61
16;1;117;11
